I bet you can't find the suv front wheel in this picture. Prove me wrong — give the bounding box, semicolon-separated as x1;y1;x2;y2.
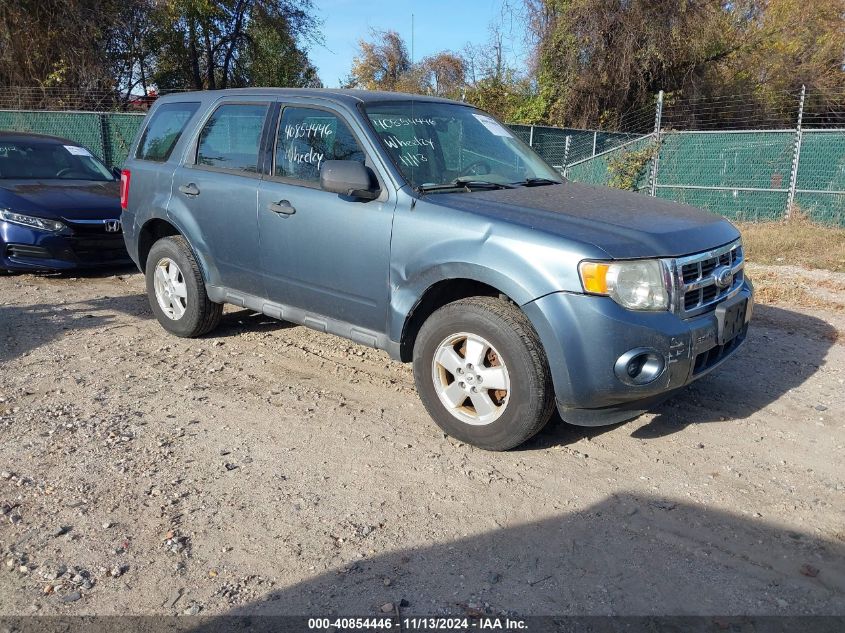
413;296;555;451
145;236;222;337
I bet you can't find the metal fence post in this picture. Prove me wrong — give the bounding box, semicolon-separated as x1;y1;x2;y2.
592;131;597;157
786;85;806;218
528;125;534;147
562;134;571;177
648;90;664;197
98;113;112;168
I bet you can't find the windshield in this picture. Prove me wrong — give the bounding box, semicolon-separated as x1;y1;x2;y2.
364;101;561;190
0;140;114;181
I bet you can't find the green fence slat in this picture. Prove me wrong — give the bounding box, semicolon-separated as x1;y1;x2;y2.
0;111;843;226
655;188;789;221
0;110;145;167
105;113;146;167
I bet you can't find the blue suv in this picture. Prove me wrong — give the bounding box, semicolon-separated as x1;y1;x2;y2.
121;89;752;450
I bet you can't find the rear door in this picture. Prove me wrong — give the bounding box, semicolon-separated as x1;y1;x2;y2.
169;98;271;295
256;102;395;332
123;100;201;256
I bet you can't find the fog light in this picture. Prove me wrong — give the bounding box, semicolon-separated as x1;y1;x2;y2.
614;348;666;386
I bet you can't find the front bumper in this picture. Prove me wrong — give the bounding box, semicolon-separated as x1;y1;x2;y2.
522;280;753;426
1;222;131;271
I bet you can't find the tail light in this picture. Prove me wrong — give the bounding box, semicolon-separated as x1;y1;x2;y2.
120;169;131;210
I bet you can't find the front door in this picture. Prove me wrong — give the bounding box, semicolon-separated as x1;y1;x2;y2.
257;104;394;332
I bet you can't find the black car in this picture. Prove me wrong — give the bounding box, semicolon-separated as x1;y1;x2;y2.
0;131;130;272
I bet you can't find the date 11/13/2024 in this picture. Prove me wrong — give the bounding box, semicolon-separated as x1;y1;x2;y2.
307;617;528;631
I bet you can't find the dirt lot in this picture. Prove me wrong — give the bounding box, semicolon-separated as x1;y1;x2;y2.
0;266;843;617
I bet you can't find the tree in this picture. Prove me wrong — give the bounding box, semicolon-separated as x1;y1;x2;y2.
416;52;466;98
344;26;530;122
345;29;411;91
525;0;751;128
524;0;845;129
236;19;321;88
0;0;323;108
0;0;136;107
150;0;322;91
727;0;845;123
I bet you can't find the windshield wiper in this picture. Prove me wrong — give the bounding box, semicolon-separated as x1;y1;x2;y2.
513;177;562;187
416;176;517;194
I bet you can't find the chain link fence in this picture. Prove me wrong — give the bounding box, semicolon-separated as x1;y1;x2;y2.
0;87;843;226
0;110;144;168
556;88;845;226
565;128;845;226
509;124;641;168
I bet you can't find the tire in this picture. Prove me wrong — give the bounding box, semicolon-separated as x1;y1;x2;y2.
413;296;555;451
145;235;222;338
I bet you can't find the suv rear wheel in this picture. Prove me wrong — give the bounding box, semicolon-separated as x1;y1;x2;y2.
413;296;555;451
145;236;222;337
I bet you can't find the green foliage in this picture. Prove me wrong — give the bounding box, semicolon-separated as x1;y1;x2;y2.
149;0;322;90
0;0;323;99
607;142;659;191
528;0;845;129
237;20;321;88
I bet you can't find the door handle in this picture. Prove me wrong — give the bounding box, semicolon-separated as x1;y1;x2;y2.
267;200;296;215
178;183;200;196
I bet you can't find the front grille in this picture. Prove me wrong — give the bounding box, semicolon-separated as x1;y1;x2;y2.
65;219;122;235
68;236;128;263
692;324;748;374
675;241;744;318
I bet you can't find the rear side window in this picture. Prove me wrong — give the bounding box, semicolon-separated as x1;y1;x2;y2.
196;103;268;173
136;102;200;162
274;107;365;183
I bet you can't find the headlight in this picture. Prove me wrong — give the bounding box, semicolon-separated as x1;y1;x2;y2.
0;209;65;232
579;259;670;311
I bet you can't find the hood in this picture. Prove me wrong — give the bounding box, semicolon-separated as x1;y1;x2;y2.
0;180;121;221
429;181;740;259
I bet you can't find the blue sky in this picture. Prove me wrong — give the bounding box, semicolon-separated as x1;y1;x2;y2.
308;0;529;87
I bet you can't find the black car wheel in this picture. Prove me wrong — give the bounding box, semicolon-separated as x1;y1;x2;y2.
413;296;555;451
145;236;222;337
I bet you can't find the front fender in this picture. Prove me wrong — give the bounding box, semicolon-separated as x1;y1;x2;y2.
388;261;538;346
387;191;607;354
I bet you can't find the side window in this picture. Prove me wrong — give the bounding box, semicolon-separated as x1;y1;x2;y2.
196;103;269;173
136;102;200;162
274;107;365;183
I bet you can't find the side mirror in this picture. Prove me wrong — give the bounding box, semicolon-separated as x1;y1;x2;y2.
320;160;379;200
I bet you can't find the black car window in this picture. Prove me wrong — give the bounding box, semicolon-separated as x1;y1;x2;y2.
196;103;268;173
274;107;365;184
0;140;113;180
136;102;200;162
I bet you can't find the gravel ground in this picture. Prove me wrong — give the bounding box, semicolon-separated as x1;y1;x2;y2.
0;267;843;617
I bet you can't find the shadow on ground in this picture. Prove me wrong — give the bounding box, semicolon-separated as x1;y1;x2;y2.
0;496;842;628
0;294;152;363
629;304;835;439
189;492;845;618
524;305;836;446
0;264;140;281
214;309;297;339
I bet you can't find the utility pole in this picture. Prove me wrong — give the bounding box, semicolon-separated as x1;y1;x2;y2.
411;13;415;64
